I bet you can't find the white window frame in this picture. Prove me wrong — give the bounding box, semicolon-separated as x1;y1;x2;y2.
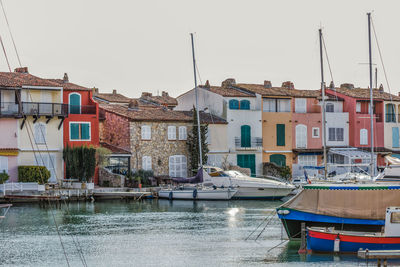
169;155;187;178
277;99;291;112
179;126;187;140
328;127;344;142
142;156;152;171
168;126;176;140
356;102;361;113
0;156;8;174
360;128;368;145
141;125;151;140
298;155;317;166
35;153;57;182
295;98;307;113
312;127;320;138
69;122;91;141
34;122;46;144
295;124;307;148
263;98;276;112
326;103;334;112
69;92;82;114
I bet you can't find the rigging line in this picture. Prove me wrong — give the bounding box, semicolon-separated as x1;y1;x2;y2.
322;35;334;84
0;0;21;67
25;91;88;267
0;34;10;72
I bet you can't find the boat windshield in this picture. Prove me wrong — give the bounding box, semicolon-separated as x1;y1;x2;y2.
223;170;245;177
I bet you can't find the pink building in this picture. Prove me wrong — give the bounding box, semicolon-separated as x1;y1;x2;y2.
0;115;19;182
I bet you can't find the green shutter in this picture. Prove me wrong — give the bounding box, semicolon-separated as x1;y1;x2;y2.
237;154;256;176
241;125;251;147
240;100;250;110
70;123;80;140
69;94;81;114
276;124;285;146
229;99;239;109
81;124;90;140
270;154;286;167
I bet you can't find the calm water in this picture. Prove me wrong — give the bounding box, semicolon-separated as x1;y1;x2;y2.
0;200;369;266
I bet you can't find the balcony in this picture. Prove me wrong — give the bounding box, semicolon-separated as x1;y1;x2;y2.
235;137;262;150
68;105;97;115
0;102;19;117
21;102;68;117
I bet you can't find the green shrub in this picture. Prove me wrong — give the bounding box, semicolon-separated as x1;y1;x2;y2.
63;145;97;182
0;171;9;184
18;166;50;184
133;169;153;187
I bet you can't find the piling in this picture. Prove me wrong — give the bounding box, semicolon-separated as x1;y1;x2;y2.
298;222;307;254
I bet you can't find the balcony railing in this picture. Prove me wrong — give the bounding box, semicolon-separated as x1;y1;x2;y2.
0;102;19;116
0;102;68;117
235;137;263;150
68;105;97;115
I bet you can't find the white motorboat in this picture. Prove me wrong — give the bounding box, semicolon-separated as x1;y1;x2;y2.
203;168;295;200
158;186;237;200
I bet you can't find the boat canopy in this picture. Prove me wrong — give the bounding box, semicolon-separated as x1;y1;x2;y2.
172;168;203;184
329;147;373;159
281;185;400;220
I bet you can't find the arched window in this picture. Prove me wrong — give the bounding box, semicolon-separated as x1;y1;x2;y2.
240;100;250;110
386;103;396;122
326;103;334;112
296;124;307;148
360;128;368;145
69;93;81;114
229;99;239;109
270;154;286;167
241;125;251;147
34;123;46;144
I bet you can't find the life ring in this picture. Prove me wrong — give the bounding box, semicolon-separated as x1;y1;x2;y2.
193;189;198;199
169;191;173;200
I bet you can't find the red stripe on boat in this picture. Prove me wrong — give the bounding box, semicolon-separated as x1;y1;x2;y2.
308;230;400;244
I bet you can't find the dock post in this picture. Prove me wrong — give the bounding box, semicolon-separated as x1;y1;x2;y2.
298;222;307;254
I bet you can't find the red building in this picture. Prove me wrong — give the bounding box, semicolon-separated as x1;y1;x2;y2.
50;73;100;183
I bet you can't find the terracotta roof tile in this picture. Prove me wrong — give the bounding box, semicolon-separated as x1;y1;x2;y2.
48;79;90;91
199;85;255;97
0;72;61;88
100;142;131;155
140;91;178;106
331;87;400;101
94;93;132;103
235;83;321;98
181;111;227;124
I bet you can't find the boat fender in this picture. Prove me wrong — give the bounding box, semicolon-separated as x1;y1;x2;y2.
221;185;224;188
193;189;197;199
169;191;173;200
334;235;340;252
277;209;290;215
212;185;217;190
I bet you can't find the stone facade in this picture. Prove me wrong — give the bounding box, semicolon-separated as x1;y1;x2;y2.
99;167;125;187
130;121;192;177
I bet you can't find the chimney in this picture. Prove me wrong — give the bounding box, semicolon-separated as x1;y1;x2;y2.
379;84;384;92
204;80;210;89
161;91;169;97
112;89;117;95
329;81;335;89
281;81;294;89
264;80;272;89
92;87;99;95
221;78;236;88
14;67;28;73
141;92;152;97
128;99;139;110
340;83;354;90
63;73;69;83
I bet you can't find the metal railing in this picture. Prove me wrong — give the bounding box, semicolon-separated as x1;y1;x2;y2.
0;102;19;116
21;102;68;117
68;105;97;115
234;137;263;149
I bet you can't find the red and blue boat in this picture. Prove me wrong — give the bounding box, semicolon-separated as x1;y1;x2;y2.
306;207;400;253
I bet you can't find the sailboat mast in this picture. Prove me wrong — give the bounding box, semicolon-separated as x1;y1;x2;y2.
367;13;375;176
319;29;327;179
190;33;203;167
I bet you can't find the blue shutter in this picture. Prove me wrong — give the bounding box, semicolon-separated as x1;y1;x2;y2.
70;124;80;140
229;99;239;109
81;124;90;140
393;127;400;148
240;100;250;110
270;154;286;167
276;124;285;146
241;125;251;147
69;94;81;114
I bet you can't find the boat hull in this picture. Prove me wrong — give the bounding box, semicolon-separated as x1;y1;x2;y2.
158;188;237;200
307;229;400;253
277;208;384;240
233;187;292;200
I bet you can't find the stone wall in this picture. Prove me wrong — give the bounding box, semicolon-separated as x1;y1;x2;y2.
130;121;192;177
99;167;125;187
100;110;130;150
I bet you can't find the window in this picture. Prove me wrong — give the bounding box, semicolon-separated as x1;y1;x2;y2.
69;93;81;114
326;103;334;112
328;128;344;141
237;154;256;176
295;124;307;148
356;102;361;113
298;155;317;166
0;156;8;174
142;156;152;170
295;98;307;113
179;126;187;140
386;104;396;122
263;99;276;112
276;124;285;146
270;154;286;167
141;125;151;140
35;154;56;182
240;100;250;110
34;123;46;144
329;154;345;164
312;127;320;138
360;129;368;145
277;99;291;112
241;125;251;147
229;99;239;109
168;126;176;140
393;127;400;148
70;122;90;141
169;155;187;178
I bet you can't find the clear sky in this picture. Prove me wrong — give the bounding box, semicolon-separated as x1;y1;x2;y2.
2;0;399;97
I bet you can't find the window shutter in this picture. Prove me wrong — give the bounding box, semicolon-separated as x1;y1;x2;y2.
240;100;250;110
179;126;187;140
168;126;176;140
336;128;344;141
241;125;251;147
35;123;46;144
360;129;368;145
295;99;307;113
0;156;8;173
69;93;81;114
276;124;285;146
81;124;90;140
296;125;307;148
393;127;400;148
229;99;239;109
263;99;276;112
142;126;151;140
356;102;361;112
328;128;335;141
70;123;80;140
